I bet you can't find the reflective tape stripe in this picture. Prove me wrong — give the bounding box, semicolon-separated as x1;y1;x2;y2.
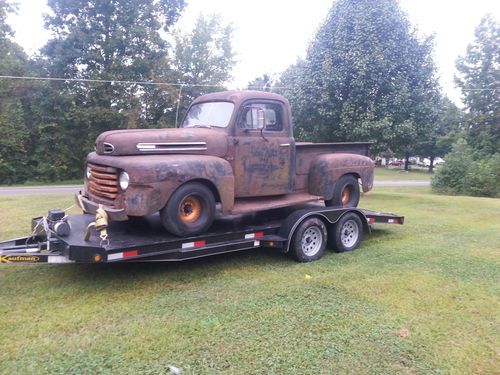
123;250;138;257
47;256;74;263
245;232;264;240
182;240;206;249
108;252;123;260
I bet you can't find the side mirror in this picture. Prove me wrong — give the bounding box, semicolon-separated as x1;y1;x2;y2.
256;109;265;129
243;106;266;130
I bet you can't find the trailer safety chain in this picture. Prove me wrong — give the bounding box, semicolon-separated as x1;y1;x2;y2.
84;205;110;248
26;216;50;246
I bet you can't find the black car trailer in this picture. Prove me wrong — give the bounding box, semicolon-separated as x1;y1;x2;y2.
0;204;404;265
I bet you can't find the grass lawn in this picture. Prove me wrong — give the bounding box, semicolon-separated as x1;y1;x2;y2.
375;167;433;181
0;188;498;374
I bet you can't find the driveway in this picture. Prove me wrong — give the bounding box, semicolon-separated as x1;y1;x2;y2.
0;181;430;196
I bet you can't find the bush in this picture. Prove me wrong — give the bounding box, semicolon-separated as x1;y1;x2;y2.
432;140;500;198
432;140;471;194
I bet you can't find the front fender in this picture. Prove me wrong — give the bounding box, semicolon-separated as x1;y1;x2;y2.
308;153;374;199
86;153;234;215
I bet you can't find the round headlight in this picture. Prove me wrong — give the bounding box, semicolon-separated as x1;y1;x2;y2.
86;165;91;179
119;171;130;191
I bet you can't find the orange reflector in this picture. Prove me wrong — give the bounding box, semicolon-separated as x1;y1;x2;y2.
93;254;102;263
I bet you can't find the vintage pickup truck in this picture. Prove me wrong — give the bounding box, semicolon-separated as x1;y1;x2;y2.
76;91;374;236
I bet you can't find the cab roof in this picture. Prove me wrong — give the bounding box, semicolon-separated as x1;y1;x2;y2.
191;90;289;107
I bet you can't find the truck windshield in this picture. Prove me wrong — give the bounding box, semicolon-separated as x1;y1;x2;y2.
182;102;234;128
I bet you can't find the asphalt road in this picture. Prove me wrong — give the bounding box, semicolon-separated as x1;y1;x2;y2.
0;181;430;196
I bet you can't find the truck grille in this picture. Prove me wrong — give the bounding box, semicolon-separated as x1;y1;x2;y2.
87;163;119;200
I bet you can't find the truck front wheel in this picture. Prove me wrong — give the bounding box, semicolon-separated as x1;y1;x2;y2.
160;182;216;236
325;175;360;208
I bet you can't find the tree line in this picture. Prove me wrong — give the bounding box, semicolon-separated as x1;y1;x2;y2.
0;0;498;197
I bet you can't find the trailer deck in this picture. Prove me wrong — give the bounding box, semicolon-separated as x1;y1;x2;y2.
0;204;404;264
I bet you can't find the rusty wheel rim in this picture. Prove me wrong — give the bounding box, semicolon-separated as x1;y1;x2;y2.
179;196;202;223
341;186;351;206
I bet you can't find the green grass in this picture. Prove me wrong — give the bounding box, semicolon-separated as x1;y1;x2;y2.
375;167;433;181
0;189;499;374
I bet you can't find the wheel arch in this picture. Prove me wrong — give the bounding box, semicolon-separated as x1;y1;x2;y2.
184;178;221;204
149;156;235;215
166;176;233;214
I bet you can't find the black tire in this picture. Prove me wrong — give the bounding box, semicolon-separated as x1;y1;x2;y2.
160;182;216;237
325;175;360;208
290;217;327;262
328;212;363;253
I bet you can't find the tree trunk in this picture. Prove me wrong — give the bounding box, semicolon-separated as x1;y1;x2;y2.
428;155;435;173
404;152;410;171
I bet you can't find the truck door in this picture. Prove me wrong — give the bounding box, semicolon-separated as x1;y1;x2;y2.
233;101;293;197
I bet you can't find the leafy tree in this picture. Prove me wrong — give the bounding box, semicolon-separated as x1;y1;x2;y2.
0;0;33;183
169;15;234;125
455;14;499;156
280;0;440;168
42;0;186;136
25;0;187;180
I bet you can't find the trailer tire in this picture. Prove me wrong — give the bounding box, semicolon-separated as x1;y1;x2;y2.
290;217;327;262
160;182;215;237
329;212;363;252
325;175;360;208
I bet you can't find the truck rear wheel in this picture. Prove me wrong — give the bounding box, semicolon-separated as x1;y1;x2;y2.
290;217;327;262
160;182;215;237
325;175;360;208
329;212;363;252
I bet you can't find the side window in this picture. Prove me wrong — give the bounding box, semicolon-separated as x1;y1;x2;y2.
238;102;283;131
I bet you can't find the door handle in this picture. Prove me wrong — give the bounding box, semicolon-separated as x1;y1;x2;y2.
280;143;290;147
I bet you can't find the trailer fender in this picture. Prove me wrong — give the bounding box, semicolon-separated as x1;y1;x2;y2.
308;153;374;199
278;207;370;253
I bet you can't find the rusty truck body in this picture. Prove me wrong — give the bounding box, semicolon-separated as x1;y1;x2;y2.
76;91;374;236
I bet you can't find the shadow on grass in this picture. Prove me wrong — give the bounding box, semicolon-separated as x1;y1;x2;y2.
367;227;394;238
48;247;293;287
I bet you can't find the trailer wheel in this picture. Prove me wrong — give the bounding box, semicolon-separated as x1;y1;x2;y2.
160;182;215;237
329;212;363;252
325;175;360;208
290;217;327;262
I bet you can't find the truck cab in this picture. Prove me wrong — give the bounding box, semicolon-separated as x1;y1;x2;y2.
183;91;294;197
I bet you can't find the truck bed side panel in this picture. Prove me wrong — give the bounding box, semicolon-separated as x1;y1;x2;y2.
294;142;371;175
307;153;374;198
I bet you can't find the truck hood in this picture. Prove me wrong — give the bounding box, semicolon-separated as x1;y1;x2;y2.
95;128;228;157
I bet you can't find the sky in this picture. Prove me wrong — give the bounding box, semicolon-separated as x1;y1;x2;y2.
7;0;500;105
